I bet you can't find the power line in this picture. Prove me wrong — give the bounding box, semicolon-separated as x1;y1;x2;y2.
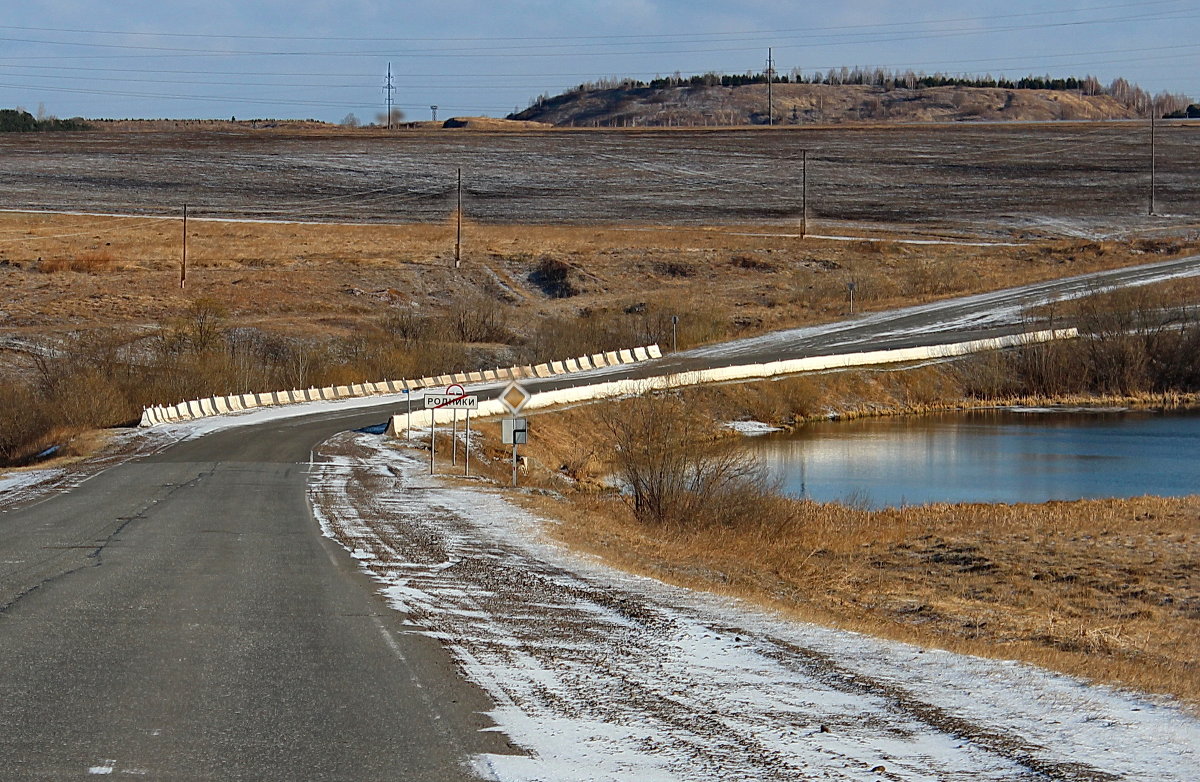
1;8;1196;61
0;0;1183;44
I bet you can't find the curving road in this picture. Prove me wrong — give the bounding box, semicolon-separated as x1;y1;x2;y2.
1;253;1198;779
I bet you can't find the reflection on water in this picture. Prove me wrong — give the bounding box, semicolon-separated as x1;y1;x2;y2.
754;409;1200;507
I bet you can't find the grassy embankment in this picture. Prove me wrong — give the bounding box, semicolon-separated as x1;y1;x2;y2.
452;318;1200;706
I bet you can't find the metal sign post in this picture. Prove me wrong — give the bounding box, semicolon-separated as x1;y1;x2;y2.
405;389;413;441
452;408;458;466
501;417;528;487
498;381;532;487
464;409;471;478
424;384;478;478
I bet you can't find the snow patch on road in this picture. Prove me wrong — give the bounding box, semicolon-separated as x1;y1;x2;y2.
309;433;1200;781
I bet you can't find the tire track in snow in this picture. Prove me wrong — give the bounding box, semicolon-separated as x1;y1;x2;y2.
309;433;1200;781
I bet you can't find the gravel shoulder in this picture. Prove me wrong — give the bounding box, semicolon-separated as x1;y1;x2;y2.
310;431;1200;781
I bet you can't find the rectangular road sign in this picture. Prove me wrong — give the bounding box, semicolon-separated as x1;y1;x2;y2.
502;417;528;445
424;393;479;410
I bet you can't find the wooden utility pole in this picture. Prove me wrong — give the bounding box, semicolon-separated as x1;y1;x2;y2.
180;204;187;289
1149;111;1157;216
454;168;462;268
800;150;808;239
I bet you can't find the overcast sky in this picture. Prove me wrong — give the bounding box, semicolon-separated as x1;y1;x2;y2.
2;0;1196;122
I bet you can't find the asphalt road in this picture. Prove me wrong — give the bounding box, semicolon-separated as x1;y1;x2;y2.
1;253;1198;779
0;411;511;781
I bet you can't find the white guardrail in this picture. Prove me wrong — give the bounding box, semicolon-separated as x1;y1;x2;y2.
137;345;663;427
384;328;1079;435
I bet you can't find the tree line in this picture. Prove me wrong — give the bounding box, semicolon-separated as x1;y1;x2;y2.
0;109;89;132
535;69;1191;117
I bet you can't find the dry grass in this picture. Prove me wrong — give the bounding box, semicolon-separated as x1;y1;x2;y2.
463;378;1200;706
36;250;119;274
540;491;1200;707
2;212;1196;349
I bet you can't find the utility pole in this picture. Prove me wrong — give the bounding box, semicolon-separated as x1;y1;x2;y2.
384;62;396;130
1149;110;1157;216
454;168;462;269
431;105;438;122
180;204;187;289
766;47;774;126
800;149;808;239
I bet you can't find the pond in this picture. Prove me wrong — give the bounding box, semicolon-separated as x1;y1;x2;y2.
752;408;1200;507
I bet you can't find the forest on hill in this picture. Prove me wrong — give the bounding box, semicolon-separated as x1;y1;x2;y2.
511;69;1193;127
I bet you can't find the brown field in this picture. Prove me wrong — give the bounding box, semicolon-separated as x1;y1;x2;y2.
2;211;1197;346
1;122;1197;237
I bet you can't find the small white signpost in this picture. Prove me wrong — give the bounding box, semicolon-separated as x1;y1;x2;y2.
425;384;478;476
499;381;531;486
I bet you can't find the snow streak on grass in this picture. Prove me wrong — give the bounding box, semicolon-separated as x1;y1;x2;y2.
309;433;1200;782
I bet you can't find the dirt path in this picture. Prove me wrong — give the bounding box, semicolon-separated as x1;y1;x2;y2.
309;432;1200;781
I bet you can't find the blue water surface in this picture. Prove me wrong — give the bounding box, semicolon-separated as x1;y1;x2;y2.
754;409;1200;507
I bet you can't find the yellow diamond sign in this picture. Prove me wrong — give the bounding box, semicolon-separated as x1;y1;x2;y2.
499;381;531;414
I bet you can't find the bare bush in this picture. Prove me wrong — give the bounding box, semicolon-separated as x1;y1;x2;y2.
602;391;777;527
443;293;511;344
528;256;580;298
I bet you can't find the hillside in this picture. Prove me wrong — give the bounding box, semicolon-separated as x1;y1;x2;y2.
512;83;1141;127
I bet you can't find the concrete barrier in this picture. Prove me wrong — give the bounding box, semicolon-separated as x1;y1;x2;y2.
387;329;1079;436
140;339;808;428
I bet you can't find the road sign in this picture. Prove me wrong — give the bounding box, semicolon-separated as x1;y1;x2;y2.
499;381;531;414
424;384;479;410
502;417;528;445
424;394;478;410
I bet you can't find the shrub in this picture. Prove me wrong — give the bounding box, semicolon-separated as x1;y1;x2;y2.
602;391;775;527
528;256;579;298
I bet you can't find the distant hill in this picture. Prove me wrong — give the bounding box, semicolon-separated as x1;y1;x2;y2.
511;82;1144;127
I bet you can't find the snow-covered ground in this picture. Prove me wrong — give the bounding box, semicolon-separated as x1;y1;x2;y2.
723;420;784;436
310;433;1200;782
